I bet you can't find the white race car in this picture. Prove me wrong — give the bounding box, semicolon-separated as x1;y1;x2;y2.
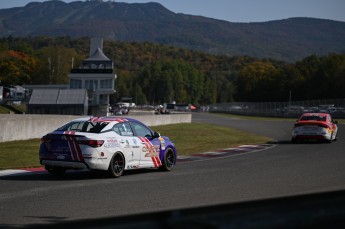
291;113;338;143
39;116;177;177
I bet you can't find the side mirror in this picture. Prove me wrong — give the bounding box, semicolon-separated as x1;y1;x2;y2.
153;132;161;138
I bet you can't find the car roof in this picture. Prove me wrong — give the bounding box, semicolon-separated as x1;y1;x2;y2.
298;113;330;122
70;116;140;123
301;113;328;117
71;116;145;126
67;116;148;133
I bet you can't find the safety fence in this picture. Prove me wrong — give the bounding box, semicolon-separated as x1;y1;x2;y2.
209;98;345;119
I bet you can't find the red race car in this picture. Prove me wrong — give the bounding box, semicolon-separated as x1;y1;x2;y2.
291;113;338;143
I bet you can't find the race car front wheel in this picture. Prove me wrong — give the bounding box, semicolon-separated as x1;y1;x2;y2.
160;148;176;171
108;152;125;178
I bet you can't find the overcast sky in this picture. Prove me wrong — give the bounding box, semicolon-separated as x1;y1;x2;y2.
0;0;344;23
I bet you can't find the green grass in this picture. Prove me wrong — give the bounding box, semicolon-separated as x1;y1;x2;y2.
0;139;41;169
0;104;27;114
0;105;12;114
12;104;27;113
0;123;271;170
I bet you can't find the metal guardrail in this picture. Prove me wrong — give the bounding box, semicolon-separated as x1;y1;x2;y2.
70;69;113;73
209;98;345;119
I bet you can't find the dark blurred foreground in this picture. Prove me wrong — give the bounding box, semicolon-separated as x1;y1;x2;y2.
13;190;345;229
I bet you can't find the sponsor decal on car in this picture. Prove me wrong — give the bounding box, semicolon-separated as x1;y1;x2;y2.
139;137;162;167
104;137;120;148
127;165;140;169
145;151;159;157
154;145;160;153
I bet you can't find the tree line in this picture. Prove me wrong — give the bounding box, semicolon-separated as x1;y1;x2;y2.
0;36;344;105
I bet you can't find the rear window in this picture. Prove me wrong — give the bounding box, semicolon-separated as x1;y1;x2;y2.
300;115;326;121
57;121;110;133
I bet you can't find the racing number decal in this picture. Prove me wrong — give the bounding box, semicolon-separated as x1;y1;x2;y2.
138;137;162;167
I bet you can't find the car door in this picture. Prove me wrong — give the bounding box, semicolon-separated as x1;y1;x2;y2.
112;122;141;167
129;121;162;168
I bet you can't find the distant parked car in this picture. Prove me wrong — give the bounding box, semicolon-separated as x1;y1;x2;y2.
291;113;338;143
302;107;319;113
39;116;177;177
319;104;337;113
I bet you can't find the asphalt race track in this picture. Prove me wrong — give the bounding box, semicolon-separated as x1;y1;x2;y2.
1;112;345;228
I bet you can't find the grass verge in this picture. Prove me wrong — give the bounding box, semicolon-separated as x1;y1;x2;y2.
0;105;12;114
0;139;41;169
0;123;271;170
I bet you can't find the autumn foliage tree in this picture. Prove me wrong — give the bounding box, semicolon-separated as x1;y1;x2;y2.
0;50;37;86
33;46;85;85
0;36;345;104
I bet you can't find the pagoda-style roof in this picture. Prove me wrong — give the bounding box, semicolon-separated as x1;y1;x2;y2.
85;47;111;62
78;47;113;71
70;38;115;73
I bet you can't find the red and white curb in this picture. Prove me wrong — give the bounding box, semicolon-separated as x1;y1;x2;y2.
0;167;46;177
0;144;274;177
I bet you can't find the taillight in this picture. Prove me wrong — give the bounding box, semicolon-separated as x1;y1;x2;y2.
294;123;302;127
78;139;104;147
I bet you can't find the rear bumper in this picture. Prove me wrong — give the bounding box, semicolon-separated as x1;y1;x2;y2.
41;160;88;170
292;134;330;141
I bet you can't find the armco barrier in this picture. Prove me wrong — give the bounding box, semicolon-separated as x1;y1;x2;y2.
209;98;345;119
0;113;191;142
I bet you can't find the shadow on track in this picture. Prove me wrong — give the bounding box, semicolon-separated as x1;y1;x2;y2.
274;139;336;145
0;168;160;181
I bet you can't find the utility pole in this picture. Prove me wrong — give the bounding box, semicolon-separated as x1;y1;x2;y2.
288;90;292;113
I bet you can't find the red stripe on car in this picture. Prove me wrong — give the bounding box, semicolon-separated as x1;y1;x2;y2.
66;136;78;161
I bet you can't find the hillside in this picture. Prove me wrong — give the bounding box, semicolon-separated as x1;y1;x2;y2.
0;0;345;61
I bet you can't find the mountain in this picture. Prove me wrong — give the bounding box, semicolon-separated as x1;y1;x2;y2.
1;0;345;61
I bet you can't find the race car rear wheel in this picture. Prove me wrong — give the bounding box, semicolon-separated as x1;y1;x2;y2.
326;132;334;143
332;131;337;141
46;166;66;176
108;152;125;178
160;148;175;171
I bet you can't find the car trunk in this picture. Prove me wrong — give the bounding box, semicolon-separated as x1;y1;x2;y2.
40;133;86;162
295;121;329;129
